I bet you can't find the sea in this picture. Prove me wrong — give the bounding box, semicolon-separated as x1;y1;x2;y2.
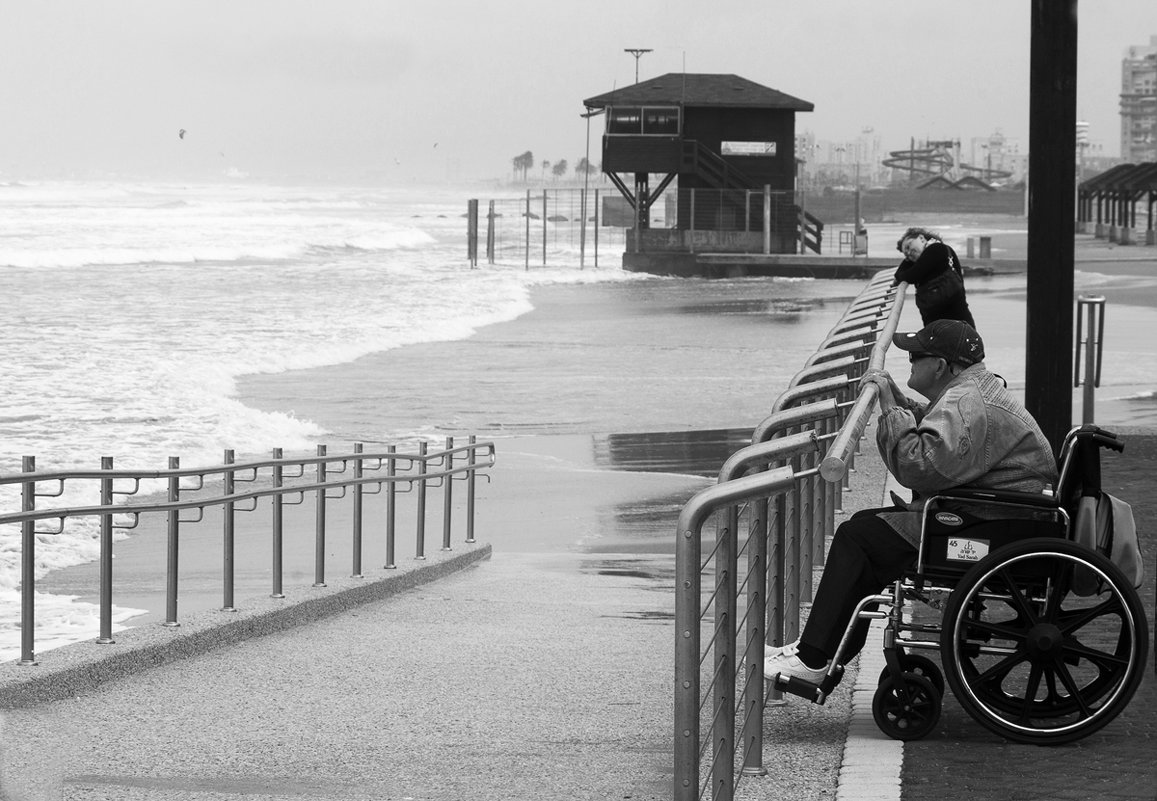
2;180;1156;661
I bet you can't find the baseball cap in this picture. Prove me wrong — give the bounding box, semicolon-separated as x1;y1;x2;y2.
892;319;985;366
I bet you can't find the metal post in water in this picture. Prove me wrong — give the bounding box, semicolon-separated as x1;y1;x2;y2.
593;189;600;268
385;445;397;569
164;457;181;627
98;456;115;644
314;444;327;587
465;435;477;544
19;456;37;665
272;448;284;598
442;437;454;551
223;449;237;611
415;441;428;560
352;443;364;578
579;187;587;268
486;200;496;265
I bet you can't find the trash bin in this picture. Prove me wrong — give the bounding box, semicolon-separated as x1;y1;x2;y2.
979;236;992;259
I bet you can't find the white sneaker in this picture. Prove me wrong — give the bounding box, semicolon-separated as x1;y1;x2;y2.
763;640;799;659
763;644;829;684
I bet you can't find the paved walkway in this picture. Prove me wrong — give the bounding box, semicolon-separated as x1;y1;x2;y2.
0;431;1151;801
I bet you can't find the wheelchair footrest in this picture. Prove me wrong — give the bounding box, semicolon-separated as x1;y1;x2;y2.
774;666;844;705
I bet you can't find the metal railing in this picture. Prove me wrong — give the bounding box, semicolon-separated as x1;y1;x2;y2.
468;188;627;269
1;436;495;666
674;272;907;801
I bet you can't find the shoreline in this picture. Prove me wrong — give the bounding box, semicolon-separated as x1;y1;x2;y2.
34;243;1157;627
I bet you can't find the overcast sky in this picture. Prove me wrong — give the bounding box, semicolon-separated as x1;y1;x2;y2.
2;0;1154;184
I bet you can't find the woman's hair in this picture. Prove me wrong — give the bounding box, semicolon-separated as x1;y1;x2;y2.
895;227;941;253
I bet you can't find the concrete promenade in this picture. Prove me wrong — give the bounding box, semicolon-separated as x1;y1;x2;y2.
3;426;1149;801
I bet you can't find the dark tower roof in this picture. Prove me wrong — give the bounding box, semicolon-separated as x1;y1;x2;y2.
583;73;814;111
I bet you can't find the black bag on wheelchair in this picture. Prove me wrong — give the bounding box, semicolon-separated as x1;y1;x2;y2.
1072;489;1144;595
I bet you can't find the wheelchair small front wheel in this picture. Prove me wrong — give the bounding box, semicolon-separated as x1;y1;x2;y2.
872;672;941;741
878;653;945;697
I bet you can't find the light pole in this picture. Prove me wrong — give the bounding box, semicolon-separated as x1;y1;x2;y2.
624;48;652;83
580;108;605;268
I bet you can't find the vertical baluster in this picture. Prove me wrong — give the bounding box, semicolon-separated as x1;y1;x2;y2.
741;497;768;777
442;437;453;551
384;445;397;569
164;457;181;627
415;441;427;560
98;456;115;644
272;448;284;598
352;443;364;578
314;444;327;587
466;436;477;544
18;456;37;666
223;449;237;611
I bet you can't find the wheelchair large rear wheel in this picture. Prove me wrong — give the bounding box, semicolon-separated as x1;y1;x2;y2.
940;537;1148;745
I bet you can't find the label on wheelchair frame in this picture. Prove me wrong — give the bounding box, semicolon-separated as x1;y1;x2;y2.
946;537;989;562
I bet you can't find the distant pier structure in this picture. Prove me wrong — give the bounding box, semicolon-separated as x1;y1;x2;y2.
582;74;820;276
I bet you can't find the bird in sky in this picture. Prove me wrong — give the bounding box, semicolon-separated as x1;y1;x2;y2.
178;129;186;139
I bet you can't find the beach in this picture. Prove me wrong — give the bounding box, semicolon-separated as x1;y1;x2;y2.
9;216;1157;796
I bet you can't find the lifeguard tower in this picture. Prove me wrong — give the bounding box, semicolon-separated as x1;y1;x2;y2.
582;73;816;276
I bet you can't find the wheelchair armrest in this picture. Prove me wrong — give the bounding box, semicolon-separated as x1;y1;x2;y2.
927;488;1060;510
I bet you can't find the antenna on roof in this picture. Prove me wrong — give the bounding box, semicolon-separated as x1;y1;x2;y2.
624;48;652;84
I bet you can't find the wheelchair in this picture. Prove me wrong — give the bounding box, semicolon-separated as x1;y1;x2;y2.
777;424;1149;745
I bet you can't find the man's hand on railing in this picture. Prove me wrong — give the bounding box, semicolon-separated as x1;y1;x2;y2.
858;368;897;410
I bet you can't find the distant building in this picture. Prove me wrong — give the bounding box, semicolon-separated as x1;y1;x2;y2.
1120;35;1157;162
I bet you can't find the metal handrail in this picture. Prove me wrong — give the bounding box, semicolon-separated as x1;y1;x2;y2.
821;283;908;482
674;271;905;801
3;436;495;666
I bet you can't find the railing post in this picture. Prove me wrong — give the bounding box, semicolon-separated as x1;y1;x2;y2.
352;442;364;578
741;497;768;777
710;509;738;801
416;441;428;560
674;519;702;801
272;448;285;598
314;444;327;587
164;457;180;627
98;456;115;644
384;445;397;569
442;436;454;551
223;449;237;611
19;456;37;666
466;435;477;544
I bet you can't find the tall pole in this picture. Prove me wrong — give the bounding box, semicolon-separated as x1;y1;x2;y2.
624;48;652;83
580;108;605;269
1025;0;1078;453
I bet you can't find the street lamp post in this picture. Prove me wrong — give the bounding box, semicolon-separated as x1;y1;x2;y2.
624;48;652;83
580;108;605;268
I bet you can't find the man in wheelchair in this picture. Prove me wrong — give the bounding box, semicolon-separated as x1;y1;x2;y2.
764;319;1058;685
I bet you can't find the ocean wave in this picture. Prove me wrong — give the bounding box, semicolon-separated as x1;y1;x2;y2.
1107;389;1157;402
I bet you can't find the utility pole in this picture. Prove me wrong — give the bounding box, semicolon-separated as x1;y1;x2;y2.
1025;0;1078;453
624;48;652;84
